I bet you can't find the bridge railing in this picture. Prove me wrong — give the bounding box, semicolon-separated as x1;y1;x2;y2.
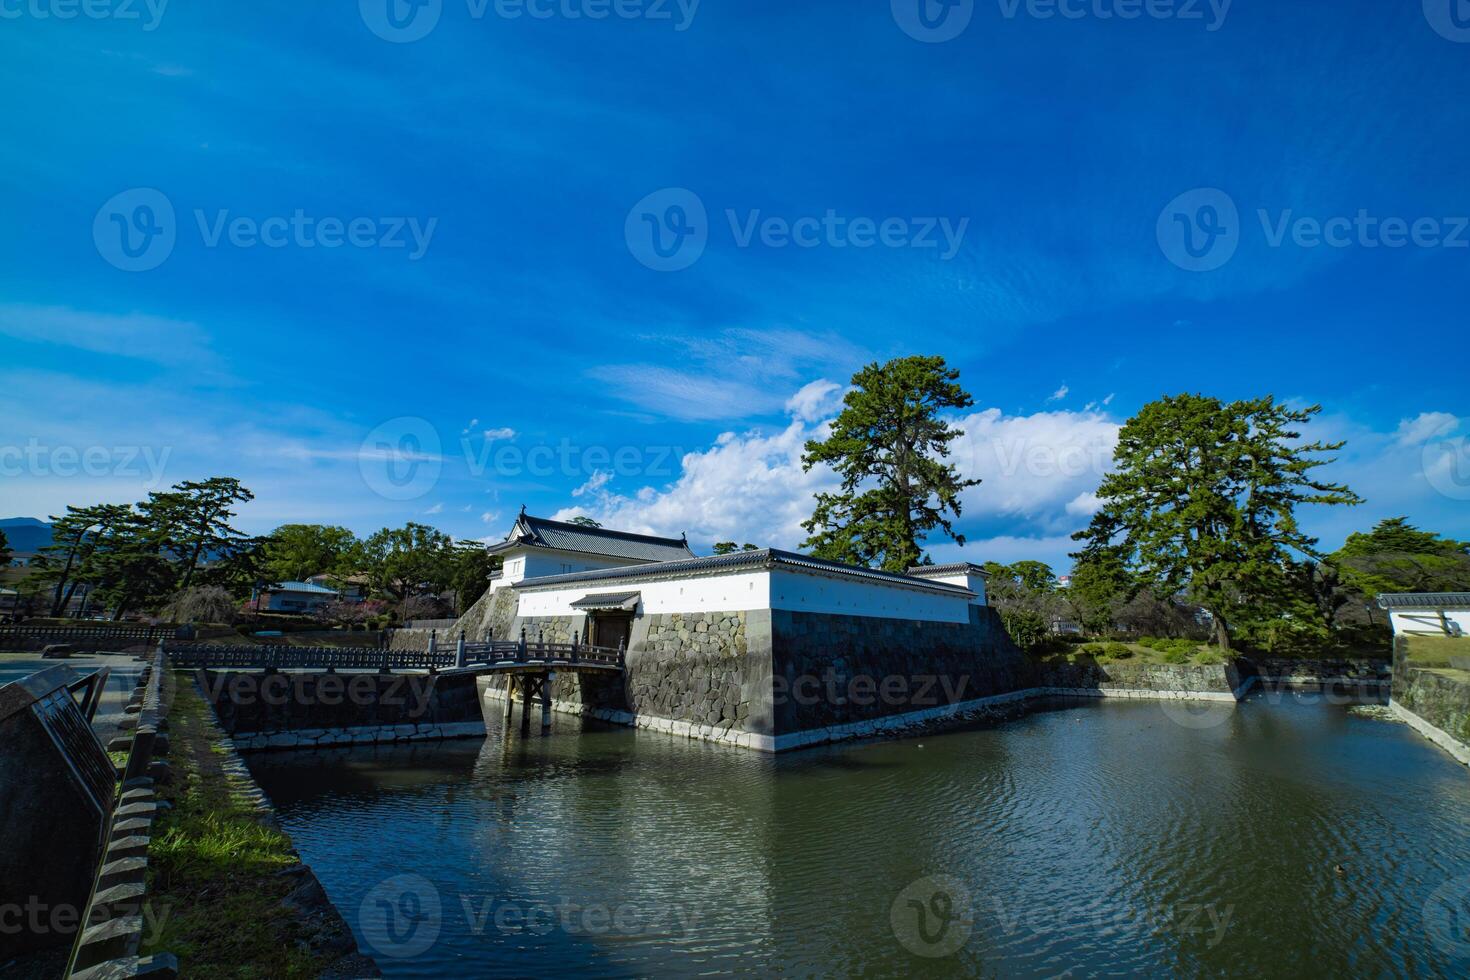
163;637;626;671
0;624;170;651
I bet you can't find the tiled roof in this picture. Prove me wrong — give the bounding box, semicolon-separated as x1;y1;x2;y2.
267;581;340;595
568;591;642;610
488;513;695;563
1376;592;1470;610
907;562;989;578
516;548;974;596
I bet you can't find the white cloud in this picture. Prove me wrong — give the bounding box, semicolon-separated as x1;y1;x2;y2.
0;304;219;372
483;427;516;441
950;408;1120;530
555;387;1122;550
424;502;443;515
784;379;844;423
572;469;613;497
1047;384;1069;402
480;510;501;525
1394;411;1459;446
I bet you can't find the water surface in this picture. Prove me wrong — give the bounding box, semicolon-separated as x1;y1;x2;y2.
249;694;1470;977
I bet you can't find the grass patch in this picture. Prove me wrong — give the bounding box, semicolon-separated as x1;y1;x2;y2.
141;676;330;978
1038;637;1222;667
1404;634;1470;668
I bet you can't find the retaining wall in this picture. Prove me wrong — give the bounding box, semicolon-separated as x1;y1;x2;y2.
1390;638;1470;767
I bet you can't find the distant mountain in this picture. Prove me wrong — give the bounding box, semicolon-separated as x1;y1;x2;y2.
0;518;53;553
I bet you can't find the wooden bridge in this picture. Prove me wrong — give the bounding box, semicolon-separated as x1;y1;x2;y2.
163;632;626;735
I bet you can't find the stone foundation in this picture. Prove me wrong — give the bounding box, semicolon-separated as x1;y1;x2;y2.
196;670;487;752
1390;638;1470;767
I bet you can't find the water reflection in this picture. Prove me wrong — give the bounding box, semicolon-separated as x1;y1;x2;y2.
249;698;1470;978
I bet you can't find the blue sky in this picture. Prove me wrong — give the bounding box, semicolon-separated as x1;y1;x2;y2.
2;0;1468;570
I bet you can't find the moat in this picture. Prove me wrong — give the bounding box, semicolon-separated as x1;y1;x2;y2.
249;693;1470;978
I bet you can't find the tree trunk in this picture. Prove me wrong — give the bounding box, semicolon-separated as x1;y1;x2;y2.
1212;612;1232;652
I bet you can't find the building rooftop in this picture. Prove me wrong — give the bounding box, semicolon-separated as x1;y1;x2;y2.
516;548;974;596
1377;592;1470;610
487;512;696;564
267;581;340;595
907;562;989;578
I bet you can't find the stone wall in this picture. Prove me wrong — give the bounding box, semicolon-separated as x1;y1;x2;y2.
1028;659;1249;698
770;606;1027;732
198;670;488;751
1391;637;1470;766
452;585;521;642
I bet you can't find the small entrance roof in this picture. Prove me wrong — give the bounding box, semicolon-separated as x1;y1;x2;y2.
569;591;642;611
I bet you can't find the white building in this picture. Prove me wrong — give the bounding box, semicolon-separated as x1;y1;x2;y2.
1377;593;1470;637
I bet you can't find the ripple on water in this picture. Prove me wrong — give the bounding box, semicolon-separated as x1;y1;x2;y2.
248;699;1470;978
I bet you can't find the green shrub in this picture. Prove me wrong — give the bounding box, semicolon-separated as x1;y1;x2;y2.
1103;642;1134;659
1080;643;1106;657
1160;649;1189;664
1194;650;1224;665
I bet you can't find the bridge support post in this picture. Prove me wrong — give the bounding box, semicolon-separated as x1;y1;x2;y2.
520;674;532;734
455;635;467;669
541;671;554;731
503;676;516;727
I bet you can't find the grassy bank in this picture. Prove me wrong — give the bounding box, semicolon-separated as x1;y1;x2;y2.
1403;635;1470;682
141;678;339;978
1032;637;1227;668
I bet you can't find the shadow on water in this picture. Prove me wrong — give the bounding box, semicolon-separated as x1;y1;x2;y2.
246;696;1470;979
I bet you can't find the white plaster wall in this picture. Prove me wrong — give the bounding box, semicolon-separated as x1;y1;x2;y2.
918;570;988;605
516;565;973;623
517;570;771;616
1389;608;1470;636
498;547;645;586
768;567;972;622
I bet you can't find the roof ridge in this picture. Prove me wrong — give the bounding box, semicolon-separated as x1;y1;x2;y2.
522;513;689;546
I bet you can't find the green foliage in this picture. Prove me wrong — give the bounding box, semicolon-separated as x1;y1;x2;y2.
0;528;10;568
712;541;759;555
1066;546;1134;635
566;516;603;528
359;522;455;601
449;541;502;612
261;524;359;584
142;478;255;591
1075;394;1361;651
1159;648;1189;664
999;607;1049;653
801;355;980;572
1329;517;1470;600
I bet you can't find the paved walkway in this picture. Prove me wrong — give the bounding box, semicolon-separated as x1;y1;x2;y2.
0;651;147;742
